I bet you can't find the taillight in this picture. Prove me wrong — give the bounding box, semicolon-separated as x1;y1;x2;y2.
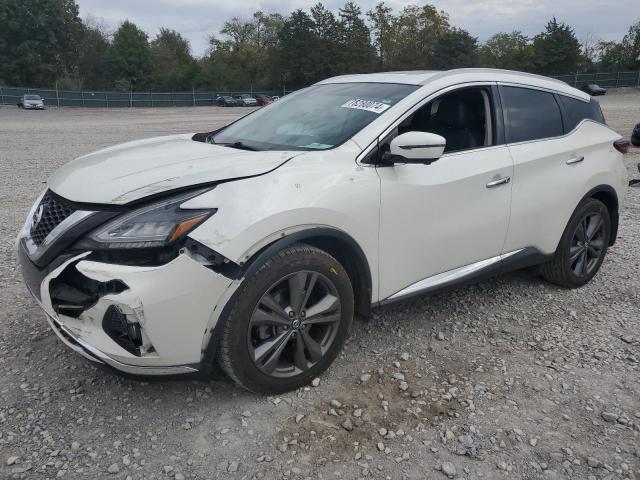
614;139;630;154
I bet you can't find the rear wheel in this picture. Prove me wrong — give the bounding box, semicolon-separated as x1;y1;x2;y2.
217;244;354;393
541;198;610;288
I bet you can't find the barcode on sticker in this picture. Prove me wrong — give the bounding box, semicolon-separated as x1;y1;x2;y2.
341;98;390;114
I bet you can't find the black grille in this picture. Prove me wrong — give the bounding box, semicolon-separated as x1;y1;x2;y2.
30;191;77;246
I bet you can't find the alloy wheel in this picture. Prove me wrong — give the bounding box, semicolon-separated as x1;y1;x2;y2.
247;270;341;378
569;212;605;277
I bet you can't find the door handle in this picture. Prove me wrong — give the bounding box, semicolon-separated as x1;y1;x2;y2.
486;176;511;188
566;155;585;165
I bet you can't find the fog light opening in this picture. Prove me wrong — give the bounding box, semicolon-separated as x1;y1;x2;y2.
102;305;144;356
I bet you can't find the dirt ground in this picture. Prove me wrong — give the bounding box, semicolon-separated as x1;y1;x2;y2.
0;90;639;480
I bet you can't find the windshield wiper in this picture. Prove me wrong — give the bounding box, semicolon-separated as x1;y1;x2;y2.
219;141;259;151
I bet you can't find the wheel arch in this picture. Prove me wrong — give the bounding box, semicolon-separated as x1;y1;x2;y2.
241;227;373;320
584;185;619;246
557;185;619;252
198;227;373;375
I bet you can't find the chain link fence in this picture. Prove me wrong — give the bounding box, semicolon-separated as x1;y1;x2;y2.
551;71;640;88
0;86;286;108
1;71;638;108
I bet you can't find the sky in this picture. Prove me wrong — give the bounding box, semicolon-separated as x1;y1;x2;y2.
76;0;636;57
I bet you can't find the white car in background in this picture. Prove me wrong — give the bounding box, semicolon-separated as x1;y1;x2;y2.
233;94;258;106
18;94;45;109
17;69;627;393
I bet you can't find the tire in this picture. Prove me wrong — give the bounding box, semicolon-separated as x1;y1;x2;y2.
541;198;611;288
217;243;354;394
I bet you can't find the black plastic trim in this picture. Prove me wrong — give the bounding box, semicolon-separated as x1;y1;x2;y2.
183;238;242;279
491;84;506;146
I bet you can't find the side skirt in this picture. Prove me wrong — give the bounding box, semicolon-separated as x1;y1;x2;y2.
376;247;552;307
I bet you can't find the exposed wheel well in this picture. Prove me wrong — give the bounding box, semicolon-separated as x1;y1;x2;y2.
589;188;619;245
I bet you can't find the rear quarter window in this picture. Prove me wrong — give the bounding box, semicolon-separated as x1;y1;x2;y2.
501;86;564;143
558;95;606;132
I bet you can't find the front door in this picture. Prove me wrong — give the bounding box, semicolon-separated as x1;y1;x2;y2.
376;85;513;300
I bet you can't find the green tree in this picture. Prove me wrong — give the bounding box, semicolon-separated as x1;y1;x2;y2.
278;9;318;89
366;2;393;69
620;19;640;69
197;11;284;91
478;31;532;71
384;5;450;70
310;3;340;78
0;0;82;86
150;28;197;91
336;2;375;74
432;28;477;69
76;20;111;89
532;17;583;74
597;41;628;71
108;20;152;90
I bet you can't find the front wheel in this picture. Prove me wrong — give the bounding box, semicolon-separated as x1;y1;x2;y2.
217;244;354;394
541;198;611;288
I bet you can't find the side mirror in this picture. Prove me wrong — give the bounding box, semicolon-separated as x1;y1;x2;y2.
383;131;446;165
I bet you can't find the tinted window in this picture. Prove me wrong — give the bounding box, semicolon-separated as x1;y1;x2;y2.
559;95;605;131
399;88;493;152
502;87;563;143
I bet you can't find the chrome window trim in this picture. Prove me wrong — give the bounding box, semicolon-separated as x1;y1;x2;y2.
497;81;587;102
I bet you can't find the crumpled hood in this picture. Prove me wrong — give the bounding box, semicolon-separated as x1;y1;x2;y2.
48;134;298;205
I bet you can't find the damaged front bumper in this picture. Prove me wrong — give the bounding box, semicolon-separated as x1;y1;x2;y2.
18;241;238;375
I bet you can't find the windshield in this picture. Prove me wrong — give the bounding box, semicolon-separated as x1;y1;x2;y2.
213;82;418;151
25;95;41;100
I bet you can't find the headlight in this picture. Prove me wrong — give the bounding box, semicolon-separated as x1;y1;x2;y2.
86;189;214;249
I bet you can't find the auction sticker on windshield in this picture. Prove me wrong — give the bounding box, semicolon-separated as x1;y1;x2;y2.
341;98;391;114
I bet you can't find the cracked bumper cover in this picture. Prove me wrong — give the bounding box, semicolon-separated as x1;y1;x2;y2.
19;244;237;375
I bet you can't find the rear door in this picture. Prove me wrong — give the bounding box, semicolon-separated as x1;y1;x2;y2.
500;85;611;255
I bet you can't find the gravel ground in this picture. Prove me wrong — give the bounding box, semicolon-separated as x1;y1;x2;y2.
1;91;639;480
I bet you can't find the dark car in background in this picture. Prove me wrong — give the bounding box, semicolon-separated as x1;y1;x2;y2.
632;122;640;147
580;84;606;96
216;95;241;107
254;94;273;106
17;94;45;109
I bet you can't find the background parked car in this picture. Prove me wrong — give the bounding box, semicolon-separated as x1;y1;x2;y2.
17;94;45;109
233;94;258;106
580;84;606;96
254;94;273;106
271;95;280;101
632;122;640;146
216;95;241;107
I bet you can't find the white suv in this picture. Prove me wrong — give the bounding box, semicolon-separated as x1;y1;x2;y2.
17;69;627;393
